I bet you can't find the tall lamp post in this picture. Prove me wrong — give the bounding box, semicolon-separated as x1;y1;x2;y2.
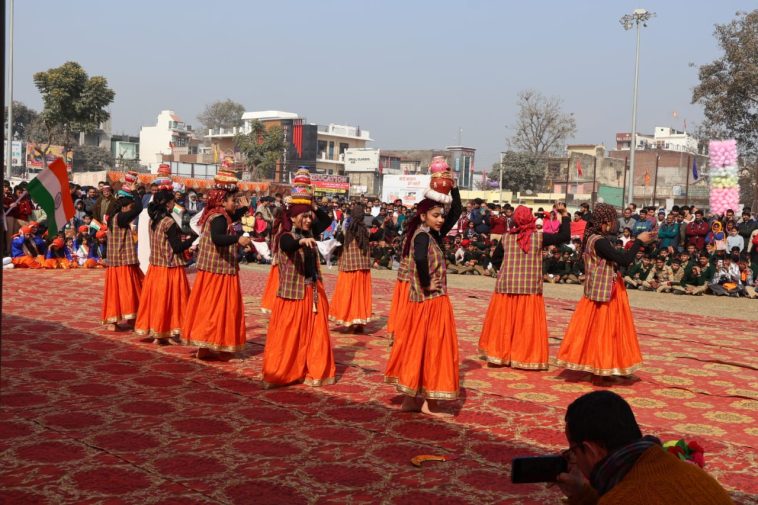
620;8;655;207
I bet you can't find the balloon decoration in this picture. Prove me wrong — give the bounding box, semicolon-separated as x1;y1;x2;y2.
708;140;740;215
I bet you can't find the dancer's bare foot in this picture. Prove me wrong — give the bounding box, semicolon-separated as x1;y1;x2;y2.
400;396;421;412
105;323;117;332
154;337;170;346
350;324;364;334
421;399;453;418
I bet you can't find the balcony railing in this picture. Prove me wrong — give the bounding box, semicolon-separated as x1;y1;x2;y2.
317;124;371;140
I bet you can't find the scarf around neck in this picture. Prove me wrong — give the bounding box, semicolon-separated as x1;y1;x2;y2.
590;435;661;496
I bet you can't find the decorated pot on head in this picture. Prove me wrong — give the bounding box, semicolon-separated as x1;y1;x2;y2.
157;163;171;177
290;166;314;206
214;168;238;191
426;156;454;204
122;170;139;192
154;176;173;191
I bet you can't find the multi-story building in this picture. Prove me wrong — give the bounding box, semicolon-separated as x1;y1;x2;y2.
206;110;371;181
111;134;140;169
376;147;477;189
139;110;198;171
616;126;698;154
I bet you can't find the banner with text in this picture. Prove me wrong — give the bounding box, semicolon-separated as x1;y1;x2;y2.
382;174;431;206
311;174;350;197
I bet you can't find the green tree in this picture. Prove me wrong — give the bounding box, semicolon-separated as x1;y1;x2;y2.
235;120;285;180
691;10;758;211
3;101;39;140
197;99;245;134
33;61;115;163
72;145;115;172
489;151;546;193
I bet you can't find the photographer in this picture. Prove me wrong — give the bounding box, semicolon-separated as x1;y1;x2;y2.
557;391;731;505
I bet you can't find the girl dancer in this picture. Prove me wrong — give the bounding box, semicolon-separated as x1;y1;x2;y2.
555;203;654;378
102;189;143;331
260;213;282;314
329;205;374;331
385;184;461;415
478;203;570;369
262;169;336;387
182;170;251;359
135;189;195;344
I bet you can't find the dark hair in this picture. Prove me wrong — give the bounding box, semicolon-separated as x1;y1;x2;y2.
345;204;369;252
565;391;642;453
147;189;175;230
112;196;135;216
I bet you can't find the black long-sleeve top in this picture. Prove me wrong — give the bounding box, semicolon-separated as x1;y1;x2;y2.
166;222;194;254
115;197;143;228
209;207;248;247
279;208;331;281
491;215;571;271
413;188;463;288
594;236;643;267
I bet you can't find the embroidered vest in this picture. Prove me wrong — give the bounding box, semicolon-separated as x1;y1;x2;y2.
196;216;238;275
149;216;187;268
107;213;138;267
408;229;447;302
277;231;322;300
339;241;371;271
584;234;617;302
397;256;411;282
495;232;544;294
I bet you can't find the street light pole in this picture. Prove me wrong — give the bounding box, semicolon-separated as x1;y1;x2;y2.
499;152;504;204
5;0;14;180
620;8;654;208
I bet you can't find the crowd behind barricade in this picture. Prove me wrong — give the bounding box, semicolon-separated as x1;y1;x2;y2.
4;177;758;299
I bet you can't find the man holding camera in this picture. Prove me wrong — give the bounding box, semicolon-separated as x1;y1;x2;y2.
556;391;731;504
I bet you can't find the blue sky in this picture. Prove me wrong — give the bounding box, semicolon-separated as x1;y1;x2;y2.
8;0;754;169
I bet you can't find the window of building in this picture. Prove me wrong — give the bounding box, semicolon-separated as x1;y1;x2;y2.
318;140;328;158
339;143;349;155
328;141;335;160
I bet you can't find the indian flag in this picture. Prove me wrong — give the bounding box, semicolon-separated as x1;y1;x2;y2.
90;219;104;231
27;158;74;232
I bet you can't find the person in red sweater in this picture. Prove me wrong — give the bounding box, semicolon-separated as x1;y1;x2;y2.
557;391;732;505
489;204;507;243
686;209;709;251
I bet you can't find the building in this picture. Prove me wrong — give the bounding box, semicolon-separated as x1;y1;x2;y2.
615;126;699;154
111;134;140;169
376;147;477;189
79;119;112;151
206;110;371;181
139;110;199;172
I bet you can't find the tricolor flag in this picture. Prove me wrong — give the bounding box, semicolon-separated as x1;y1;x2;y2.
89;219;105;232
27;158;74;232
692;158;699;180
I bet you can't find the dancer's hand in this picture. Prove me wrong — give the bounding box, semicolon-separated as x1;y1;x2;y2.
424;277;442;294
636;231;656;244
554;202;568;216
299;237;317;249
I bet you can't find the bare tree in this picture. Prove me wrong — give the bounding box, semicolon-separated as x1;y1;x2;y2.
508;90;576;160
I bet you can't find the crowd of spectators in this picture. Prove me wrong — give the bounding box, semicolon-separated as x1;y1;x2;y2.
4;177;758;300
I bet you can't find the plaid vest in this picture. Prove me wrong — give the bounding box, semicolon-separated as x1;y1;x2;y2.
397;256;411;282
495;232;544;294
196;216;238;275
107;213;138;266
409;229;447;302
277;231;322;300
339;241;371;271
583;234;616;302
150;216;187;268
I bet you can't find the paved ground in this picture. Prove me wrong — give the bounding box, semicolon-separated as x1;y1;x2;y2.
1;268;757;504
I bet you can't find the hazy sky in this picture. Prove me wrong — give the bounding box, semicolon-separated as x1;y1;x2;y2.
8;0;753;168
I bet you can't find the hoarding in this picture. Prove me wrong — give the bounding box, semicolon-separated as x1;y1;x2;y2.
382;174;431;206
344;148;379;173
311;174;349;197
3;141;24;167
26;143;73;170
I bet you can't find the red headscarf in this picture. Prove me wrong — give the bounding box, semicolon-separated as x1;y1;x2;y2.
198;188;234;232
509;205;537;253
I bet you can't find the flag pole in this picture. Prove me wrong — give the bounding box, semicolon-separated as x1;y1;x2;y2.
684;154;691;207
591;156;597;207
564;155;571;205
621;156;628;208
652;151;660;207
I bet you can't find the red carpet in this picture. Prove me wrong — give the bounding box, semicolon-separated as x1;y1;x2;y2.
1;268;756;504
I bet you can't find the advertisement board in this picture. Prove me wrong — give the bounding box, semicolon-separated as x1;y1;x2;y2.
311;174;349;197
344;148;379;173
26;143;73;170
3;141;24;167
382;174;431;206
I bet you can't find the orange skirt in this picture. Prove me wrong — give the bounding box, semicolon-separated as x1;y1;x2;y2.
384;295;459;400
135;265;190;338
263;281;336;387
102;264;144;324
12;256;44;269
182;270;246;353
478;293;549;370
44;258;78;269
386;279;410;341
84;258;105;269
329;269;374;326
555;276;642;376
260;264;279;314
